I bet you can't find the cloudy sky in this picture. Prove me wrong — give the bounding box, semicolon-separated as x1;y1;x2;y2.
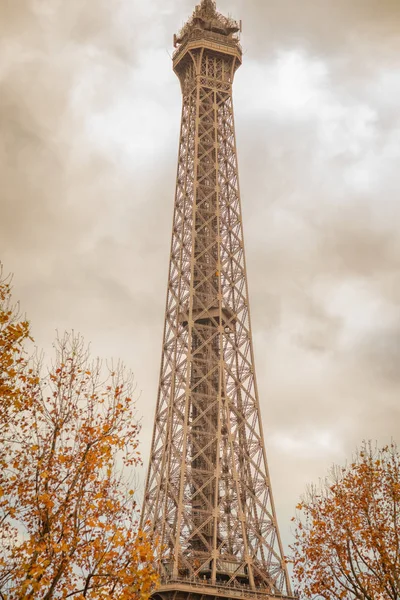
1;0;400;554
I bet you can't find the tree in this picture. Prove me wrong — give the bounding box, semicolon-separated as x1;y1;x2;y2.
0;267;31;429
292;442;400;600
0;268;158;599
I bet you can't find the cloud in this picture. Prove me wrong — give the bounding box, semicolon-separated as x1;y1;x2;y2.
1;0;400;556
234;0;400;64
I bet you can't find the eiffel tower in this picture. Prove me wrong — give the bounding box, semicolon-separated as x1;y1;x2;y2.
141;2;293;599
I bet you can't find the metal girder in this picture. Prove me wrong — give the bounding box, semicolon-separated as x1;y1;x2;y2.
141;2;294;600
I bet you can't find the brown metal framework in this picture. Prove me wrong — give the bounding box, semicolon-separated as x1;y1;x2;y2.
142;3;293;600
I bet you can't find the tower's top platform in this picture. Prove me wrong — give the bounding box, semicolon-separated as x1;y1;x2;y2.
173;0;242;67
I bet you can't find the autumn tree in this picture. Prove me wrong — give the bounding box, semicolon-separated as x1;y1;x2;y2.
0;267;31;429
0;268;158;599
292;442;400;600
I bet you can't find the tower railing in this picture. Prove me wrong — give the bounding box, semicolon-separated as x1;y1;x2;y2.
160;575;287;598
173;29;242;61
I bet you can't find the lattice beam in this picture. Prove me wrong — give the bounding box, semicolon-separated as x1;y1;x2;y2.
141;3;294;600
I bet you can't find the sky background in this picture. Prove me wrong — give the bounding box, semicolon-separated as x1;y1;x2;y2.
1;0;400;556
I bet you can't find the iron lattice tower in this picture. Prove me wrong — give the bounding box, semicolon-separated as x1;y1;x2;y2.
142;2;293;599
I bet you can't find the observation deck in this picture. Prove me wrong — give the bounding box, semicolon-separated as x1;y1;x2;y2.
158;576;290;600
173;0;242;73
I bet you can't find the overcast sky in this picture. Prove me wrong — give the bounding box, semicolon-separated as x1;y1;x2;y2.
1;0;400;554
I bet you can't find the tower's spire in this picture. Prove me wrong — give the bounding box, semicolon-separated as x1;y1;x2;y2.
200;0;217;13
174;0;240;47
199;0;217;15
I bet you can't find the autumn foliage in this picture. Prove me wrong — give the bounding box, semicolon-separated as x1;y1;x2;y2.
292;442;400;600
0;269;31;428
0;268;158;599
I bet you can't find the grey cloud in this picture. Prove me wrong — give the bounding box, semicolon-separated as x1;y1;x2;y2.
234;0;400;62
1;0;400;555
318;214;400;277
353;328;400;384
